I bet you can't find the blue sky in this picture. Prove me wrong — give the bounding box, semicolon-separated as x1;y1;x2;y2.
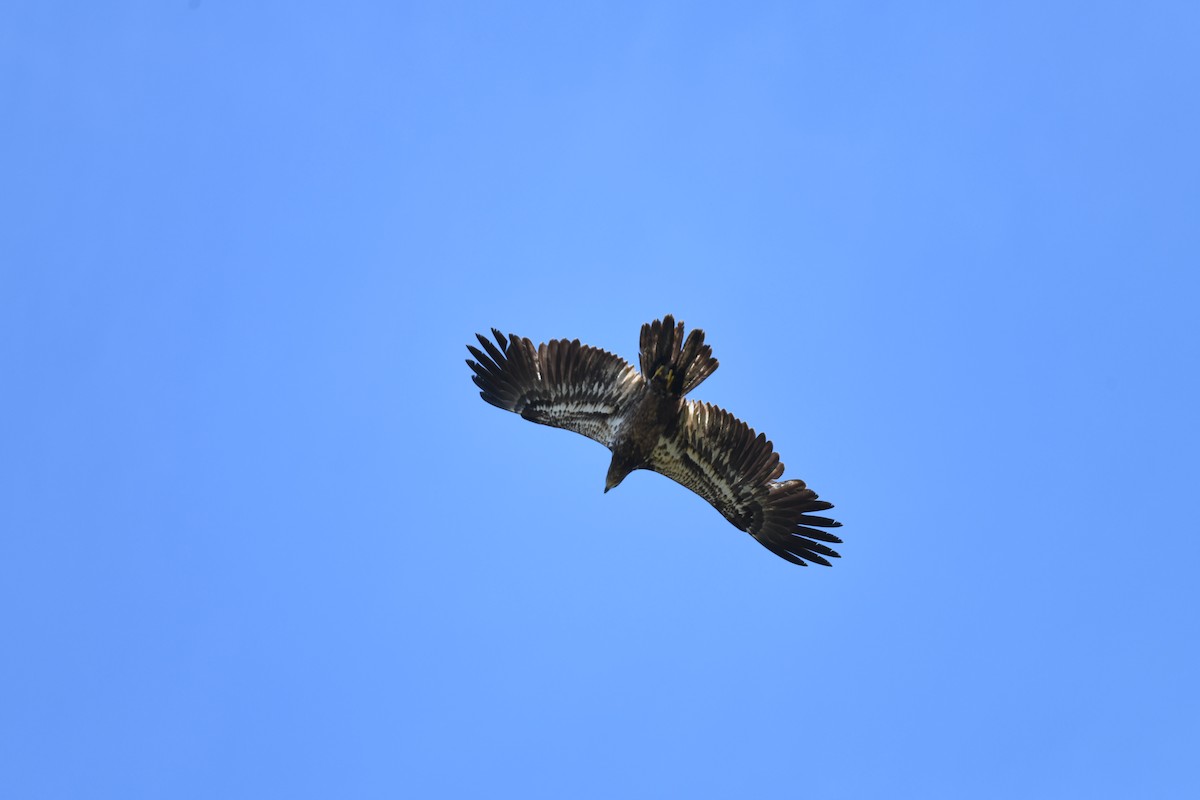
3;2;1198;798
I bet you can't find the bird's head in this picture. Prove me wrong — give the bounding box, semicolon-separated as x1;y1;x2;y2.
604;453;638;493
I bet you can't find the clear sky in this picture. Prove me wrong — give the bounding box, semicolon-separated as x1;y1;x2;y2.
3;2;1198;798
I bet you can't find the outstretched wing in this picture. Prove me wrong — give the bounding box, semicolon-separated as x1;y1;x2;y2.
467;329;645;448
647;401;843;566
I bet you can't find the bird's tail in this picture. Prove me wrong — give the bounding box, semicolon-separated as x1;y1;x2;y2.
638;315;719;396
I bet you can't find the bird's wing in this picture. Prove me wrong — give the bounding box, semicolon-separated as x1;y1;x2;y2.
647;400;843;566
467;329;645;448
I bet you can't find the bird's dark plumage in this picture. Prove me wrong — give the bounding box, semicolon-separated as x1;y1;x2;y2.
466;316;842;566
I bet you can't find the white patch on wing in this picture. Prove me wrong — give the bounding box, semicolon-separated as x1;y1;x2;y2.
652;437;743;518
646;399;772;525
524;362;647;448
548;401;615;416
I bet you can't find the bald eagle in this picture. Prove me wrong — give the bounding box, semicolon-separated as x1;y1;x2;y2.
465;316;842;566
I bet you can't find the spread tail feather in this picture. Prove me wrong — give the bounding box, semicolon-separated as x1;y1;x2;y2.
638;315;719;396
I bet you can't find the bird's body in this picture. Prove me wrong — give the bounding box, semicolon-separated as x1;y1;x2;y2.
605;377;683;492
466;315;842;566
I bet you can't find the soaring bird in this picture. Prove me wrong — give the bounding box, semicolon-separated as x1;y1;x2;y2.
465;316;842;566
